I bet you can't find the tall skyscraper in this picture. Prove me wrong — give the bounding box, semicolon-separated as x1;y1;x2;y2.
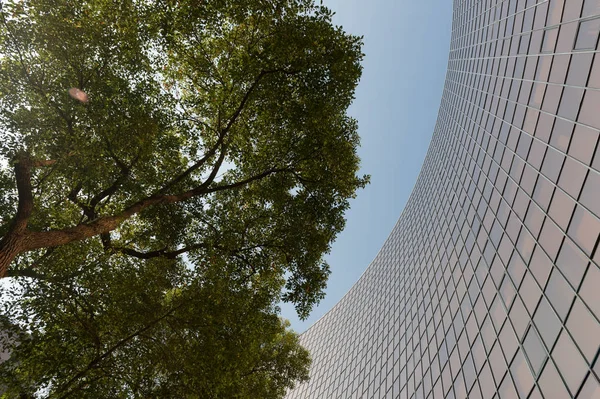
286;0;600;398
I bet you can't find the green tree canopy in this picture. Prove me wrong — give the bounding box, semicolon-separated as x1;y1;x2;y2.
1;257;311;398
0;0;366;396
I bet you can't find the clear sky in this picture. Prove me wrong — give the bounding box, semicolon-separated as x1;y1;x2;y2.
279;0;453;333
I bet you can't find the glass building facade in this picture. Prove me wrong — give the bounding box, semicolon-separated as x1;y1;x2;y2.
286;0;600;398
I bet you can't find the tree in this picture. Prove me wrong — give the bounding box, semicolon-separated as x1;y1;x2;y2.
0;0;366;396
1;257;311;398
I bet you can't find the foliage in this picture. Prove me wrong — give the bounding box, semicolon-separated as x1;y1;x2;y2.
0;0;366;396
1;254;310;398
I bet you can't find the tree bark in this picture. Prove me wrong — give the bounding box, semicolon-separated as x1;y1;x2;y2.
0;154;35;277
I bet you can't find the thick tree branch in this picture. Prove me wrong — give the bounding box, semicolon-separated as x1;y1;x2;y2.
0;154;36;277
0;162;293;277
5;268;46;280
112;243;206;260
31;159;57;167
21;167;288;251
9;155;35;233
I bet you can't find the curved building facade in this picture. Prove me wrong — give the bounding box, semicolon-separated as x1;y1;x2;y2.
286;0;600;398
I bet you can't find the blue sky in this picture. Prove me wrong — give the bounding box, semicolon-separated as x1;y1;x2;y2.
280;0;453;333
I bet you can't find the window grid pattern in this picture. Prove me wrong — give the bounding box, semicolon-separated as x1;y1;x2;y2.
285;0;600;398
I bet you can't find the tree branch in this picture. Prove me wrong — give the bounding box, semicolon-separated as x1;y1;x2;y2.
5;268;46;280
0;162;291;277
67;152;138;223
40;167;286;246
9;154;35;233
67;183;94;220
89;153;138;210
159;130;226;194
223;68;297;134
112;243;206;260
31;159;57;167
0;154;36;277
54;302;186;399
202;167;289;195
230;252;257;274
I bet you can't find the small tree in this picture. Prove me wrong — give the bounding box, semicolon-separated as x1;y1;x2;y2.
0;0;366;396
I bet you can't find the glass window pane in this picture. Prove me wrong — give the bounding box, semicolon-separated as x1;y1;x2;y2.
552;330;588;395
589;53;600;89
536;56;553;82
548;188;575;231
556;23;578;53
575;18;600;50
526;142;545;173
558;157;587;198
539;219;563;261
550;119;574;152
546;0;565;26
568;206;600;255
541;147;565;183
558;87;584;121
579;89;600;129
533;175;554;211
508;252;526;287
531;248;553;289
498;374;517;399
509;297;529;341
534;297;563;349
544;270;575;320
578;374;600;399
541;85;562;114
549;54;571;84
566;298;600;363
567;52;594;87
579;264;600;320
538;361;571;399
542;28;559;53
516;229;535;263
536;114;554;144
510;350;534;398
580;170;600;218
568;124;599;165
555;237;589;288
525;204;545;238
583;0;600;18
519;33;531;54
479;362;497;399
489;341;507;383
523;326;547;376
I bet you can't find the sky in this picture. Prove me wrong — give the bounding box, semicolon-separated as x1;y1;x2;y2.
279;0;454;333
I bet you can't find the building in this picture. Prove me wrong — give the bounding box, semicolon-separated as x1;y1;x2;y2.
285;0;600;398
